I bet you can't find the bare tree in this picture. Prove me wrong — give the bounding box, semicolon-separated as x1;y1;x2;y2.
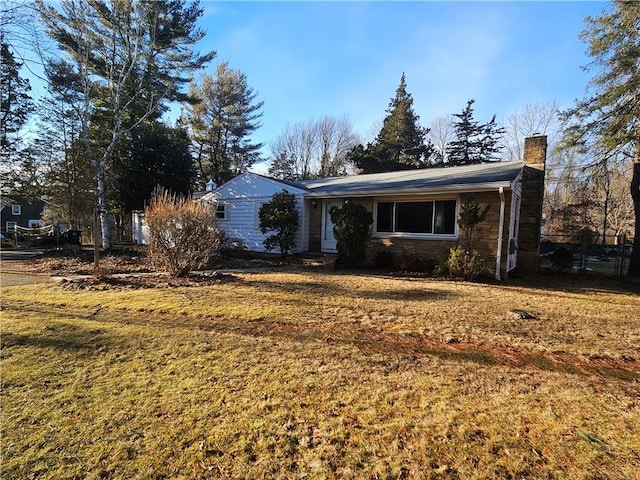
590;152;635;240
503;100;561;161
427;115;455;165
269;116;358;180
317;116;359;177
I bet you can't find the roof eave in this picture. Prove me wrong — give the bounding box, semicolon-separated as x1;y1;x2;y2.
304;181;515;198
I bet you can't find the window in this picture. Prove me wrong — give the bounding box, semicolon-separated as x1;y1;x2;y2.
215;204;226;220
11;205;21;215
376;199;457;236
6;221;17;232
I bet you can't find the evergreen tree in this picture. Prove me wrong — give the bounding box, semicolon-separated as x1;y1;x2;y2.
349;74;433;174
0;38;35;195
108;121;196;212
182;62;263;187
259;190;299;257
447;100;505;166
561;1;640;276
37;0;215;249
329;202;373;268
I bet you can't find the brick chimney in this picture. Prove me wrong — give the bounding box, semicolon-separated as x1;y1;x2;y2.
516;135;547;275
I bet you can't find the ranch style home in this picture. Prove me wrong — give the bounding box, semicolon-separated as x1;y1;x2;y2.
200;135;547;281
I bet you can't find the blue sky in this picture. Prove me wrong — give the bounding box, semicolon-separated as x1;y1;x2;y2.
191;0;608;169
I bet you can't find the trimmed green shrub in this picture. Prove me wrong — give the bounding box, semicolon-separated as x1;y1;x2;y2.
330;202;373;268
259;190;299;257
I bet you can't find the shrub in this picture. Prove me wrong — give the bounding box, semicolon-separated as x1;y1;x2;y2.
437;245;487;280
145;188;223;277
373;250;394;269
330;202;373;268
458;196;490;254
259;190;299;257
395;253;437;274
434;195;490;280
549;247;574;273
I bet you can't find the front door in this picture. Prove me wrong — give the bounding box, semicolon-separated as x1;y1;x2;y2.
321;200;342;253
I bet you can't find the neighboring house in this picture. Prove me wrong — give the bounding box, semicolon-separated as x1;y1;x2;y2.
0;197;47;236
205;136;547;280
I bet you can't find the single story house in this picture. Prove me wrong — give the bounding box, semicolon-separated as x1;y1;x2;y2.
204;135;547;280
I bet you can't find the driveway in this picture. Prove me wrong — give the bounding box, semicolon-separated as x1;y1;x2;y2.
0;249;48;287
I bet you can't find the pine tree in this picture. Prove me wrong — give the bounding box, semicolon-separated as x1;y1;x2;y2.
182;63;263;187
37;0;215;249
447;100;505;166
0;38;35;195
376;73;430;166
350;74;433;173
561;1;640;276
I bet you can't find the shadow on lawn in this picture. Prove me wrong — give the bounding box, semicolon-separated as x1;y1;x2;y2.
1;304;115;355
1;326;111;355
505;273;640;296
241;274;460;303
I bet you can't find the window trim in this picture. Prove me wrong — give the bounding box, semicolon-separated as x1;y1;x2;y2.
215;203;227;221
6;221;17;232
373;197;459;240
254;201;270;229
11;205;21;215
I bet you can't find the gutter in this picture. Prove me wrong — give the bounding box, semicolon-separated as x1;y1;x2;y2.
495;187;506;281
304;181;515;198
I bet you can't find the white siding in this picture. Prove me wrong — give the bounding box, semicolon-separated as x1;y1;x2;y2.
214;173;308;253
215;172;306;199
217;196;305;253
132;211;149;245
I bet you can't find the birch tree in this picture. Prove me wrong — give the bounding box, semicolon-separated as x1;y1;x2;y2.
37;0;215;249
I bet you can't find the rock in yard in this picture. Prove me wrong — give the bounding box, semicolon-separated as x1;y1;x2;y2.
506;309;538;321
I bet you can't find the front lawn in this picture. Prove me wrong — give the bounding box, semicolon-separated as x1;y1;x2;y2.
1;272;639;479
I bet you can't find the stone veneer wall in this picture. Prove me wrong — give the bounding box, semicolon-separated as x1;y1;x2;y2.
516;136;547;275
306;135;546;278
366;190;513;277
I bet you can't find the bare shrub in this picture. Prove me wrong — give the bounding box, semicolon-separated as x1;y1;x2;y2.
145;189;223;277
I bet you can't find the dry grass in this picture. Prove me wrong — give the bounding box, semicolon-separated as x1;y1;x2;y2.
1;271;639;479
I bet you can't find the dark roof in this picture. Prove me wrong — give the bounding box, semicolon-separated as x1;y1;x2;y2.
297;161;524;197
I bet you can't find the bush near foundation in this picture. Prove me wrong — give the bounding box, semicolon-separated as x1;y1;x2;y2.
258;190;299;257
145;189;223;277
435;196;489;280
330;202;373;268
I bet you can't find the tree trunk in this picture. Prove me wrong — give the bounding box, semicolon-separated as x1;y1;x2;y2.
629;161;640;276
96;159;111;251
